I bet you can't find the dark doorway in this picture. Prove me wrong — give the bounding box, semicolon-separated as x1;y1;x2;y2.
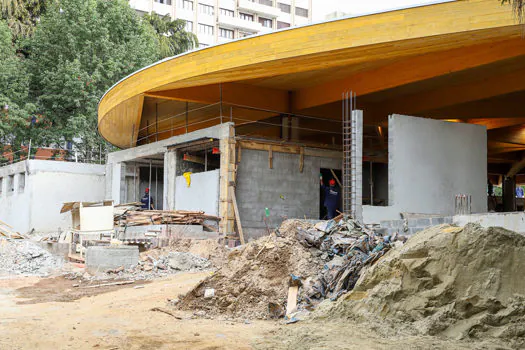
320;168;342;219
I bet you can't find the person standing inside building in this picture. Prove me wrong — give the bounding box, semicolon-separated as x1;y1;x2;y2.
320;177;340;219
140;188;155;210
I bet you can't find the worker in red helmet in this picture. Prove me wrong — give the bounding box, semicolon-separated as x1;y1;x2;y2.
320;177;340;219
140;187;155;210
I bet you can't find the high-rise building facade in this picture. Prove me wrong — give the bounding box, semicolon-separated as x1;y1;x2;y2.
129;0;313;47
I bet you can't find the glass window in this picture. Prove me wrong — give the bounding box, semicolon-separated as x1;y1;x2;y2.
156;0;172;4
259;17;272;28
220;8;234;16
278;2;290;13
277;21;290;29
181;0;193;10
239;31;254;38
239;12;254;21
0;177;3;196
219;28;234;39
198;23;214;35
185;20;193;32
259;0;272;6
198;3;214;15
295;6;308;17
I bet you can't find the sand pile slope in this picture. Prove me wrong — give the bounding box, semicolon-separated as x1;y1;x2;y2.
176;220;323;320
326;224;525;347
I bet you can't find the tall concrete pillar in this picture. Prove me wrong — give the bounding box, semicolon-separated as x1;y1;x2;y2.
503;176;516;212
163;149;177;211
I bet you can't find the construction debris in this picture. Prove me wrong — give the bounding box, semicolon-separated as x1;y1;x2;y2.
175;217;391;320
114;209;220;227
318;224;525;347
0;238;63;275
0;219;25;239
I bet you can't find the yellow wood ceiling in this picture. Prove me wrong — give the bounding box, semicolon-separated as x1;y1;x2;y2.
98;0;522;149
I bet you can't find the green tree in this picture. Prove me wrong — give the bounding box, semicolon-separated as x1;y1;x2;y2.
28;0;160;161
0;19;36;163
0;0;49;42
143;12;198;59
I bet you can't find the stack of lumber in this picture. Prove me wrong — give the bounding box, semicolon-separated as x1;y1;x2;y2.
0;219;24;239
115;210;220;227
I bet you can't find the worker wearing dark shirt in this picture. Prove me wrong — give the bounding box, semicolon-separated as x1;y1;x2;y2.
140;188;154;210
321;178;340;219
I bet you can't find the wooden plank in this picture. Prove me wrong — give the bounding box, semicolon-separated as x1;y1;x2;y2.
286;286;299;316
231;188;245;245
268;146;273;169
330;169;343;188
238;140;341;159
299;147;304;173
182;153;205;164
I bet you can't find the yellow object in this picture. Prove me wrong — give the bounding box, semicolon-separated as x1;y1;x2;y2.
183;172;192;187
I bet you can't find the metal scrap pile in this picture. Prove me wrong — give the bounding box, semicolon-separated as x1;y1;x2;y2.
295;217;403;306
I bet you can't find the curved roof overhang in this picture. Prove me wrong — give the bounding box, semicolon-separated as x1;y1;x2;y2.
98;0;522;149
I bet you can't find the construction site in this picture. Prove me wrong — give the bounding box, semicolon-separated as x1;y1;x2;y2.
2;0;525;348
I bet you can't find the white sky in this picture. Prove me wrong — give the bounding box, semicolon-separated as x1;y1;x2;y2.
312;0;448;20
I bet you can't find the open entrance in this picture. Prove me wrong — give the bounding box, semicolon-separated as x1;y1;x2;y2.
320;168;342;220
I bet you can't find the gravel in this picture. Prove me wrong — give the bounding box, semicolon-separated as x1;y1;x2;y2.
0;238;63;276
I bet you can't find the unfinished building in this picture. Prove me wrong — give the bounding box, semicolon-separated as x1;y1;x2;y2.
99;0;525;241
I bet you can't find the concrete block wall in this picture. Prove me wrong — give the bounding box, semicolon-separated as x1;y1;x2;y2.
379;216;453;237
86;246;139;273
236;149;341;240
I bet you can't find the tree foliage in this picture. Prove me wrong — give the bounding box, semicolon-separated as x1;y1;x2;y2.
27;0;160;160
0;0;49;42
143;12;198;59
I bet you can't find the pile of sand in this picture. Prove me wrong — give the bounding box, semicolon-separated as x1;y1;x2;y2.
176;220;324;320
323;224;525;347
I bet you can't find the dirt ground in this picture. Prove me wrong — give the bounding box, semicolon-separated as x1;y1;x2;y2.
0;271;509;350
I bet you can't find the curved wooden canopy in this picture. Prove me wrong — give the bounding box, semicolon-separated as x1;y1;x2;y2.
98;0;524;151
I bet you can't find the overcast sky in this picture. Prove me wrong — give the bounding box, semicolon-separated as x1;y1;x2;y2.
312;0;446;20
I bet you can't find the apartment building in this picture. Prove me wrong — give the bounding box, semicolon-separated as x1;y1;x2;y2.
128;0;313;47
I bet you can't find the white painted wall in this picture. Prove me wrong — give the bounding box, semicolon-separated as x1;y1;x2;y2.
363;115;487;223
0;160;106;234
175;169;220;216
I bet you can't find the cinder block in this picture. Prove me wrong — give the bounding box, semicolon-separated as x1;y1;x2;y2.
86;246;139;273
431;217;445;225
417;218;431;227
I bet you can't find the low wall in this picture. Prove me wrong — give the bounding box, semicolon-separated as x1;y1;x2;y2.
86;246;139;273
454;212;525;234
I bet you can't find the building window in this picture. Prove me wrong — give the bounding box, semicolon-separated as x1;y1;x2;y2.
220;8;234;16
18;173;25;193
7;174;14;193
219;28;234;39
185;20;193;32
259;0;272;6
199;43;209;48
239;12;254;21
278;2;290;13
0;177;3;196
259;17;272;28
181;0;193;10
198;3;214;15
198;23;214;35
238;31;254;38
277;21;290;29
156;0;172;4
295;6;308;17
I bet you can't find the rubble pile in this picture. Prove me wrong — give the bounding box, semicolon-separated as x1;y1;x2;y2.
322;224;525;347
176;218;397;320
78;250;213;282
0;238;63;276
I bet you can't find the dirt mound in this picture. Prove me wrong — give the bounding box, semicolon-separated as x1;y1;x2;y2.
176;220;324;320
323;224;525;347
167;238;229;267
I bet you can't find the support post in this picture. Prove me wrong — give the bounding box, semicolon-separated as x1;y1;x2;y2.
163;150;177;211
503;176;517;212
219;124;235;237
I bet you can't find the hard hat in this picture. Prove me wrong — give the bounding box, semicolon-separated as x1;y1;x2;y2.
329;179;336;186
145;188;150;193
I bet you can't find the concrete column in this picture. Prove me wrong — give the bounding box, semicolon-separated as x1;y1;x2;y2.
111;163;122;205
219;124;235;236
351;110;363;222
163;149;177;210
503;176;516;212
